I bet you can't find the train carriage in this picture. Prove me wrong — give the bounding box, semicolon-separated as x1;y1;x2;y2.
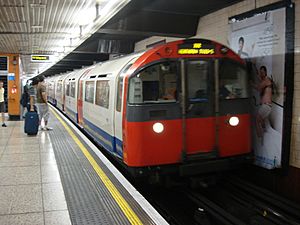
50;39;252;179
81;54;143;157
121;39;251;176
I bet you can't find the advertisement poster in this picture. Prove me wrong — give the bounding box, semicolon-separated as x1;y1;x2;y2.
229;7;286;169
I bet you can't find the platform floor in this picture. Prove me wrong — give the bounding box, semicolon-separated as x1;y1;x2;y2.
0;120;71;225
0;109;167;225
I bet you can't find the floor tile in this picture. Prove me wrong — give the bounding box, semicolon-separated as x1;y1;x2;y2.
41;152;57;166
0;186;15;215
0;140;9;146
0;133;11;138
0;167;17;186
0;147;5;156
0;166;40;186
16;166;41;184
10;184;43;214
45;210;71;225
40;143;54;153
43;183;67;211
42;165;61;183
0;153;40;167
4;144;40;154
0;212;44;225
6;138;40;146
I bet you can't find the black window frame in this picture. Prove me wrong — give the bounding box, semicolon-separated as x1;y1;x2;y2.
127;59;180;105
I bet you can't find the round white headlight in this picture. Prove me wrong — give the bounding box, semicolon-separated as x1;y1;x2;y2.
153;122;164;133
229;116;239;126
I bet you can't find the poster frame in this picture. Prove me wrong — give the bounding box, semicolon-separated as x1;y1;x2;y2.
229;1;295;172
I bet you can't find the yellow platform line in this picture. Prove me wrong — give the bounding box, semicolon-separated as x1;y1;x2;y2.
51;108;143;225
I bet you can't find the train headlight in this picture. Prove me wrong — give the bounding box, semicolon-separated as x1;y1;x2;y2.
153;122;164;133
229;116;239;126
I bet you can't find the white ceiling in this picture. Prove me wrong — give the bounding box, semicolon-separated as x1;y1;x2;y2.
0;0;130;78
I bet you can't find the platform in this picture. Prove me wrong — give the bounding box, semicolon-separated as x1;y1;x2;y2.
0;108;168;225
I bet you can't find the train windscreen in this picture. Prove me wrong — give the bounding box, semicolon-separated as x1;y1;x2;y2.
129;61;177;104
219;60;249;100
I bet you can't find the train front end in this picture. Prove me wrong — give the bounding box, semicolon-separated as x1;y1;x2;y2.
123;39;252;177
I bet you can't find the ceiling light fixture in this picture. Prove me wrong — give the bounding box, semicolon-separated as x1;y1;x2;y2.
37;0;131;75
31;25;43;29
30;3;46;8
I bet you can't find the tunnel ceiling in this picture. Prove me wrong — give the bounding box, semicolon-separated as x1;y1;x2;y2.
40;0;244;77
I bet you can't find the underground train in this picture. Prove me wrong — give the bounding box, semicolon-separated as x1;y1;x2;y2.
47;39;252;179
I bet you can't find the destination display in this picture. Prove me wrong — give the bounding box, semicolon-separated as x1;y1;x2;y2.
178;42;215;55
31;55;50;62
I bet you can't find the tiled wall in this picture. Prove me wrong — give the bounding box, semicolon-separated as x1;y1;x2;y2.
134;36;181;52
134;0;300;168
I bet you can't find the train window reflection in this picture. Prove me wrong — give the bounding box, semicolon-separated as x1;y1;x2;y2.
85;81;95;103
70;82;76;98
219;60;248;100
129;61;177;104
65;83;70;96
187;60;208;102
96;80;110;108
57;82;62;92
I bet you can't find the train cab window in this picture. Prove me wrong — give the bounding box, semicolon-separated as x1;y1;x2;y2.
219;60;249;100
85;81;95;103
129;61;177;104
95;80;110;109
70;82;76;98
186;60;209;102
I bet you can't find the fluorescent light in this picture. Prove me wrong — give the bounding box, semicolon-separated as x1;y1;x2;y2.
78;7;96;26
30;3;46;8
31;25;43;29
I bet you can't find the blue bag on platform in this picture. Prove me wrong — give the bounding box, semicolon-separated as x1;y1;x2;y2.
24;111;39;135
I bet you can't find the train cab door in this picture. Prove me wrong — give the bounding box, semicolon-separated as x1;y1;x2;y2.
217;59;251;157
180;59;217;160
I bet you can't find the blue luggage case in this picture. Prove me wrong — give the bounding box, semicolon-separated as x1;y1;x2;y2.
25;111;39;135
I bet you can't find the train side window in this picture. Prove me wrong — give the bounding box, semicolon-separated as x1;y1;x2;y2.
70;82;76;98
95;80;110;109
129;61;177;104
186;60;209;102
57;82;62;94
85;81;95;103
66;83;70;97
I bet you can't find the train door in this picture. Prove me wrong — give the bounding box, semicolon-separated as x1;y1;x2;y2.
114;59;138;158
77;69;93;127
77;78;84;127
180;59;217;160
217;59;251;157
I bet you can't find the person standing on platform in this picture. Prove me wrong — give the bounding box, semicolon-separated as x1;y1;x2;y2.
0;81;7;127
36;76;52;131
20;83;30;118
28;77;39;112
